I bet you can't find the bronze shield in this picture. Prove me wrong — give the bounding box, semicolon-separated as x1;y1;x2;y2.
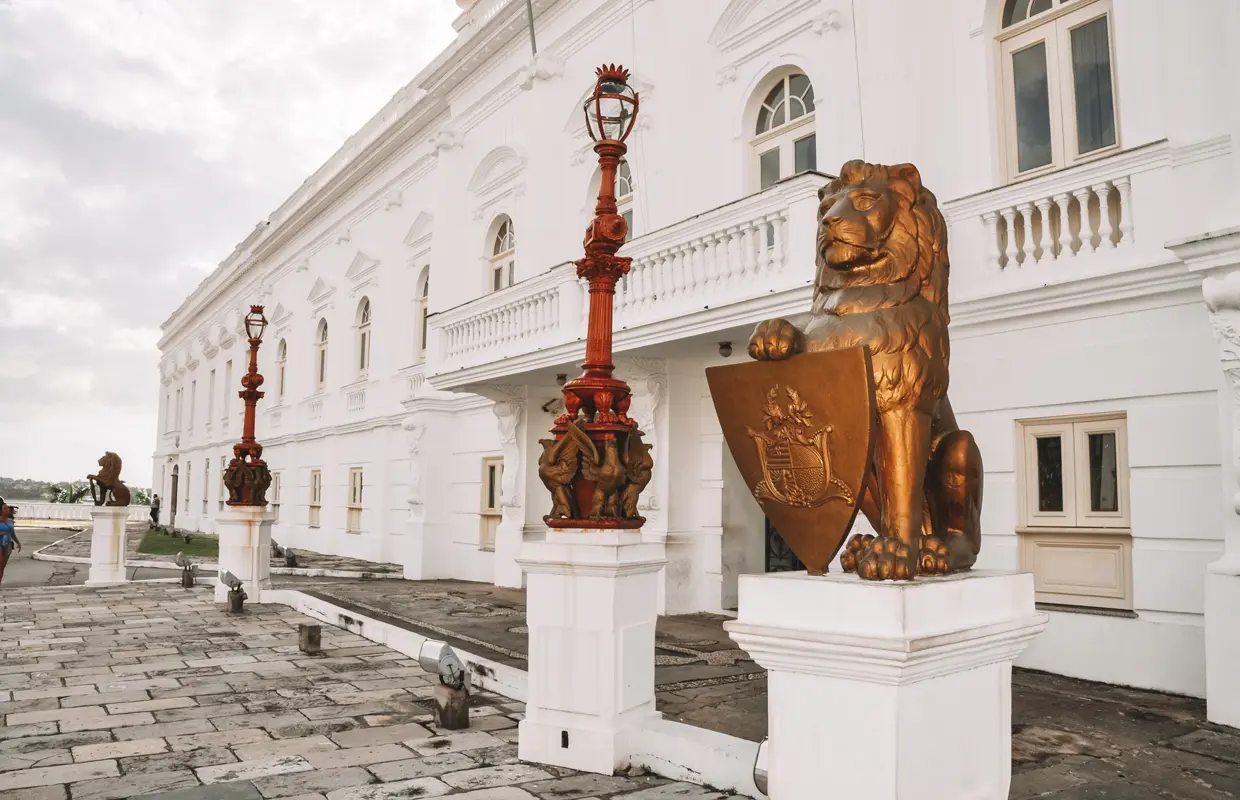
705;347;875;575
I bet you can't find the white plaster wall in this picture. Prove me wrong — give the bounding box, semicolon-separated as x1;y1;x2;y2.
151;0;1240;697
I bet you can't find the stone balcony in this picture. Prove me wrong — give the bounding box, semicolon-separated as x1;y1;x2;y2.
942;139;1192;305
426;171;829;391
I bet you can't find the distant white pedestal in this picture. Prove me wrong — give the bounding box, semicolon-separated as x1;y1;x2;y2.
726;570;1047;800
516;528;666;774
214;506;273;604
86;507;131;585
1206;547;1240;728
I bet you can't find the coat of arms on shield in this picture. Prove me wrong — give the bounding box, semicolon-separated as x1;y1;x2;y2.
706;347;875;575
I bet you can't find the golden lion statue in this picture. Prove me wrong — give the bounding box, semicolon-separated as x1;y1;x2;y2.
748;160;982;581
87;452;132;507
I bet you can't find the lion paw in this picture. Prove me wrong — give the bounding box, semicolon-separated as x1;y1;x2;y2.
839;533;875;574
747;318;803;362
857;537;914;581
918;535;951;576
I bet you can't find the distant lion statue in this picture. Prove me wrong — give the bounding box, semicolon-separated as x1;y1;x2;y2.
88;452;132;507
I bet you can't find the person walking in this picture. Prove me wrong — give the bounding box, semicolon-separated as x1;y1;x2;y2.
0;499;22;588
150;494;161;528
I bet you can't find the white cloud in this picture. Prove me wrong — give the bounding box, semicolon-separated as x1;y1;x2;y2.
0;0;459;479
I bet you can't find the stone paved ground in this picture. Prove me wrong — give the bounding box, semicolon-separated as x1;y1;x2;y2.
0;583;717;800
34;527;402;575
271;577;1240;799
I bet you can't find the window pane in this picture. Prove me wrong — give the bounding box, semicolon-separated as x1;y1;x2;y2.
1003;0;1052;27
487;465;497;509
1070;16;1116;154
493;268;502;292
1036;435;1064;513
1088;431;1119;513
622;209;634;243
794;134;817;174
1012;42;1054;172
759;148;781;190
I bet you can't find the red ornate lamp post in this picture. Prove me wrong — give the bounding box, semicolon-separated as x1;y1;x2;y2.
539;65;654;529
223;305;273;506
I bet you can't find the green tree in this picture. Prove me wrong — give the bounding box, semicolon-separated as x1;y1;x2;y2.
131;488;152;506
47;482;90;504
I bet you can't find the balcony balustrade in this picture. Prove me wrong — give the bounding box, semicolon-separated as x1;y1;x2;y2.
943;141;1178;295
429;173;826;386
346;385;368;413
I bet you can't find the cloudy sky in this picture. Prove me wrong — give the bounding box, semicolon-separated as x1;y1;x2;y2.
0;0;459;484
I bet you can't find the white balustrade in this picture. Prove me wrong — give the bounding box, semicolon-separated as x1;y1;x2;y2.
429;173;825;377
404;368;426;402
440;268;568;361
985;178;1131;269
346;386;367;412
307;398;324;421
16;503;149;523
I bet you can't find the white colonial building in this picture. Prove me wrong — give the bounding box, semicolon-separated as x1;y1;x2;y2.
155;0;1240;720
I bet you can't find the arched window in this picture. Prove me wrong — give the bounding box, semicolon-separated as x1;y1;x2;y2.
490;216;516;292
751;72;817;191
998;0;1116;179
276;340;287;403
356;298;372;379
315;319;328;392
617;160;635;243
418;271;430;359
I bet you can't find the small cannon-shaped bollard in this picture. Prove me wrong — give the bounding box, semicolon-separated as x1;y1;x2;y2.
418;640;470;730
220;570;247;614
175;552;198;588
284;548;298;568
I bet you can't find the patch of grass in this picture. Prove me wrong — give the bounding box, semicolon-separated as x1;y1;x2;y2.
137;529;219;559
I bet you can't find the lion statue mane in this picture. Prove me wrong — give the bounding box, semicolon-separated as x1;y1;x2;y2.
748;159;983;581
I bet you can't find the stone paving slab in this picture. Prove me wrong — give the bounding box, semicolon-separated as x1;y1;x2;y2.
33;526;403;575
0;583;691;800
269;577;1240;799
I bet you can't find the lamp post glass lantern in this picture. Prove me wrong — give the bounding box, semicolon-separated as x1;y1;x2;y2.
223;304;272;507
537;65;653;530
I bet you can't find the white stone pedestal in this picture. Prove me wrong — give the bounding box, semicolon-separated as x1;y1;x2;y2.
86;507;131;585
516;529;666;774
726;570;1047;800
214;506;274;604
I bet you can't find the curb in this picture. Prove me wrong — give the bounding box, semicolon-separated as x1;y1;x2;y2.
31;532;405;580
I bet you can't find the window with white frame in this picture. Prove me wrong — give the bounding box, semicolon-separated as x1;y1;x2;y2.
490;217;516;292
188;380;196;431
1016;413;1132;610
276;340;287;404
270;472;282;521
202;459;209;514
479;456;503;552
164;393;172;433
418;271;430;360
175;387;183;431
617;160;635;243
315;320;329;392
998;0;1118;180
751;72;817;191
347;467;363;533
207;369;216;422
222;361;232;424
309;469;322;528
356;298;372;379
218;455;226;511
184;462;191;511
